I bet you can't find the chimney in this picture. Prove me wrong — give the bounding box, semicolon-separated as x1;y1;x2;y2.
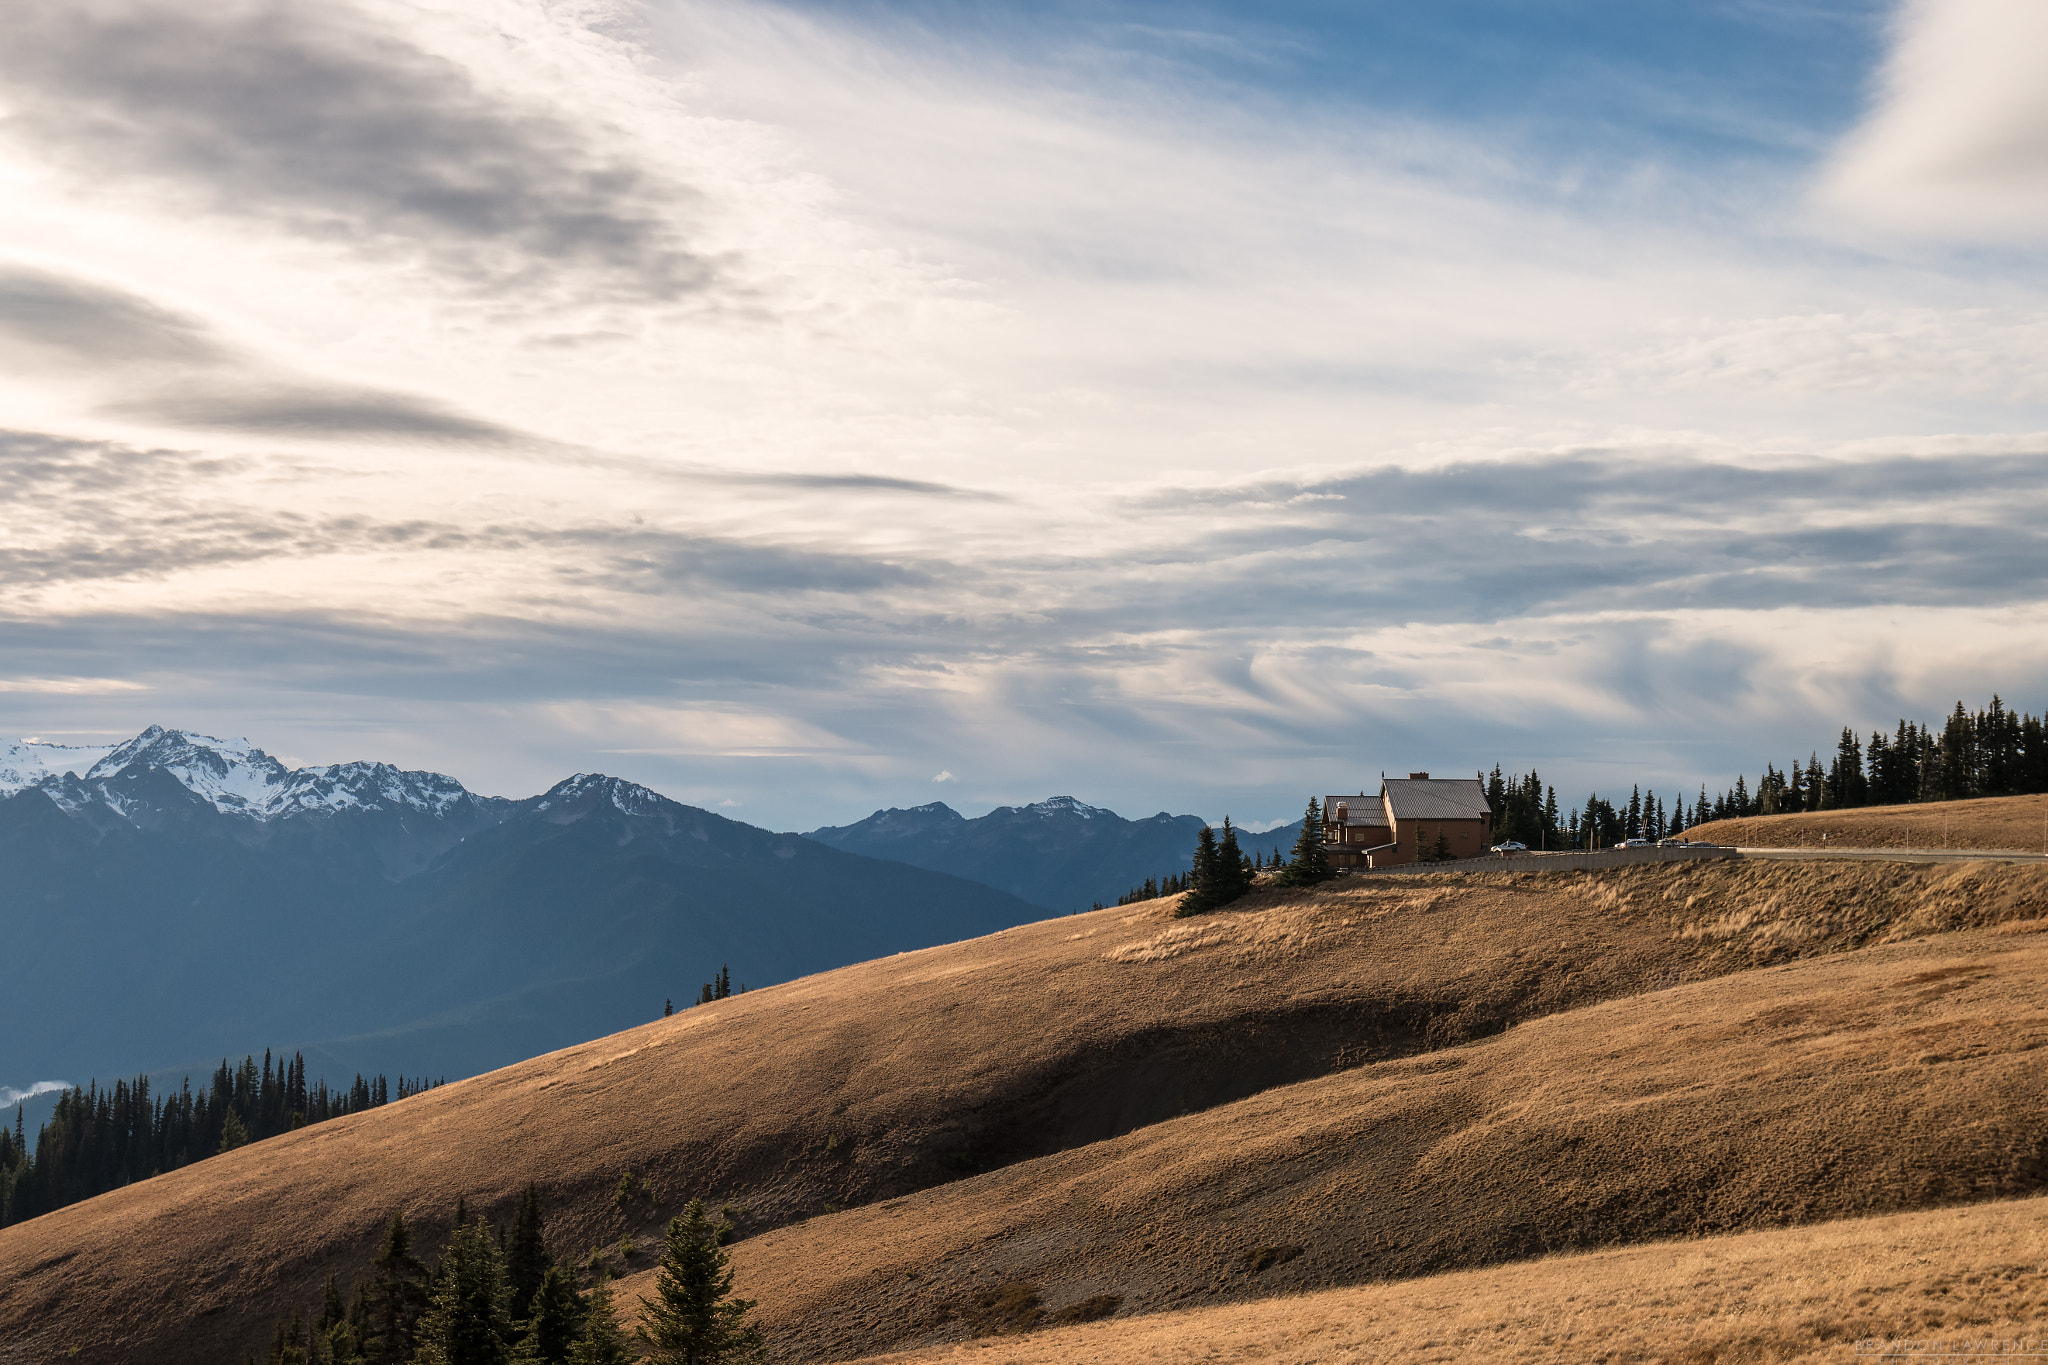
1408;772;1429;780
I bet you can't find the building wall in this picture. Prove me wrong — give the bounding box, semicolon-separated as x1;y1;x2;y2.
1372;818;1490;868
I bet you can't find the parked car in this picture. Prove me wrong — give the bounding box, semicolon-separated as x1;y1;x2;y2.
1489;840;1528;853
1615;837;1652;849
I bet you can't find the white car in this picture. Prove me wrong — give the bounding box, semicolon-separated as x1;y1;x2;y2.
1489;840;1528;853
1615;838;1652;849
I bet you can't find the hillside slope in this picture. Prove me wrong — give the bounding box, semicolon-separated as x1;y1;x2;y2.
3;858;2045;1363
846;1193;2048;1365
666;917;2048;1361
1687;791;2048;853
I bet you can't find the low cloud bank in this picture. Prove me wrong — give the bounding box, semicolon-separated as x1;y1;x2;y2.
1;1079;70;1108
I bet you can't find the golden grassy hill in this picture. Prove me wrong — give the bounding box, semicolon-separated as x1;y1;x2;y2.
846;1194;2048;1365
1687;792;2048;854
616;913;2048;1361
4;859;2046;1362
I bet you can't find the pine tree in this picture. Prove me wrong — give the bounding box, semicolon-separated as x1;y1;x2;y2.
505;1184;551;1324
566;1278;631;1365
1275;798;1334;887
412;1216;518;1365
637;1201;764;1365
218;1109;250;1154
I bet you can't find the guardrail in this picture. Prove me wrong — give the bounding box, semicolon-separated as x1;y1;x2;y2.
1356;844;1739;877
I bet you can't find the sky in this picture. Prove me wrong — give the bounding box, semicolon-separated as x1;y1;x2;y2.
2;0;2046;832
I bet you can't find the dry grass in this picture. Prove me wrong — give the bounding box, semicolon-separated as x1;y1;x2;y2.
608;919;2048;1362
6;860;2048;1363
1689;792;2048;854
847;1195;2048;1365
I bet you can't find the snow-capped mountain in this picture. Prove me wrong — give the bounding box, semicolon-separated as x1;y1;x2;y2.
0;725;497;823
0;730;1045;1101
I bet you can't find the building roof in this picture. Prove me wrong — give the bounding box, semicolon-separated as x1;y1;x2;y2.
1381;777;1491;821
1323;795;1389;827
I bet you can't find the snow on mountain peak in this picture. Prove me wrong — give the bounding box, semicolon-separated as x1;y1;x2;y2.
1;726;486;820
0;737;120;795
86;726;290;814
536;773;668;818
1027;796;1110;819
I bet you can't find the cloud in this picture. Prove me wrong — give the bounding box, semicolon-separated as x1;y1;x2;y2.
105;380;514;441
1821;0;2048;238
0;0;721;301
0;265;228;367
0;1080;70;1107
931;770;955;783
0;262;515;442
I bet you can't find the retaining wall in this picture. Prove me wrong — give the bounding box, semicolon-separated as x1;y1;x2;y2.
1356;844;1739;877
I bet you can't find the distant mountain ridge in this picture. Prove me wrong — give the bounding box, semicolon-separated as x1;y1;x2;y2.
805;796;1214;911
0;727;1044;1098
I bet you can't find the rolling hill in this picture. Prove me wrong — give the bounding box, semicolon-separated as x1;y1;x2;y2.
3;854;2044;1363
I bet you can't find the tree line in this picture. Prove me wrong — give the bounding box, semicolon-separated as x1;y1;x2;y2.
0;1051;441;1228
1483;694;2048;851
250;1186;761;1364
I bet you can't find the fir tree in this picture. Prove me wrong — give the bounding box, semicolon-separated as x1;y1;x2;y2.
412;1216;518;1365
505;1184;551;1324
518;1265;586;1365
637;1201;765;1365
1215;818;1252;904
566;1278;631;1365
1176;824;1221;917
1275;798;1334;887
371;1211;430;1365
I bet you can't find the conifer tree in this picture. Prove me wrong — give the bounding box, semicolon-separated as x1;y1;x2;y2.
1176;824;1221;917
518;1265;586;1365
1215;818;1252;904
504;1185;551;1323
1275;798;1334;887
371;1211;430;1365
566;1278;631;1365
412;1216;518;1365
637;1201;764;1364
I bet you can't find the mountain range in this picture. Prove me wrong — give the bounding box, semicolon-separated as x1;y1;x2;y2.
0;727;1047;1098
804;797;1210;911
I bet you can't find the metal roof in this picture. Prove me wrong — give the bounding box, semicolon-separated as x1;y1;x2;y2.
1323;795;1389;827
1380;777;1491;821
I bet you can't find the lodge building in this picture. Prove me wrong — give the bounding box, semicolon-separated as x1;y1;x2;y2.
1323;773;1492;870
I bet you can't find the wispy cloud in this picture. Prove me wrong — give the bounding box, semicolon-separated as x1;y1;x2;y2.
0;0;722;302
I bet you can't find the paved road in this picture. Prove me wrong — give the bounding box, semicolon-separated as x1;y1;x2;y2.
1363;843;2048;877
1734;845;2048;865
